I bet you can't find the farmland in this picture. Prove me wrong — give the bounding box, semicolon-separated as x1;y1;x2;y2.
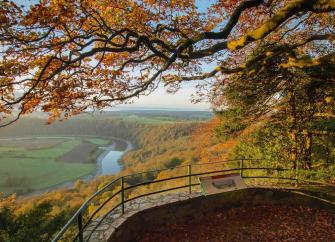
0;137;111;195
0;111;211;196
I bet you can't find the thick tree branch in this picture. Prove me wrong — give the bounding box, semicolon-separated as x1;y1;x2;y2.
185;0;335;59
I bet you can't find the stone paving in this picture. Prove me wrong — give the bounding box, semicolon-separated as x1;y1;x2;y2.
84;191;201;242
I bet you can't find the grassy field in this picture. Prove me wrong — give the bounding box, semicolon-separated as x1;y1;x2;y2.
120;114;175;124
0;137;110;195
86;138;111;145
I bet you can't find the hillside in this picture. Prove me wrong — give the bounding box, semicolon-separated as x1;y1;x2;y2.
0;112;221;241
0;113;216;175
0;111;334;241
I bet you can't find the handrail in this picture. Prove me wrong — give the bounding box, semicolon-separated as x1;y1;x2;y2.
122;165;189;178
190;158;266;166
52;158;334;242
121;158;270;178
82;189;122;231
51;177;121;242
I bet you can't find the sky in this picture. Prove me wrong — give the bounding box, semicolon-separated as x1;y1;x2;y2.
12;0;215;111
126;0;214;110
121;82;211;111
122;0;216;111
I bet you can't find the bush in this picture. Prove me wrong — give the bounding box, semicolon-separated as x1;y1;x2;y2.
0;201;71;242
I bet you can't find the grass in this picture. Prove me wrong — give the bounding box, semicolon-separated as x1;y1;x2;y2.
0;138;96;195
85;138;111;145
0;147;25;152
122;115;175;124
120;114;205;125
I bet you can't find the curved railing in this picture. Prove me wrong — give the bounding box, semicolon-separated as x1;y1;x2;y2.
52;158;334;242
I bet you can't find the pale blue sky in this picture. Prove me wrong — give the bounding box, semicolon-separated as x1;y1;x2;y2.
123;82;211;111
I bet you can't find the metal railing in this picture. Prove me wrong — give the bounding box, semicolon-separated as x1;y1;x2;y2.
51;158;331;242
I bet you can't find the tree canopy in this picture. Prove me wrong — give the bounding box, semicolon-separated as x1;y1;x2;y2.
0;0;335;125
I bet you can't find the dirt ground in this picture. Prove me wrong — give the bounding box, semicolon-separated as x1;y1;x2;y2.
57;141;97;163
137;205;335;242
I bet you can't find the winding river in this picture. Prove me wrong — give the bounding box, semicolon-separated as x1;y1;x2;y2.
0;136;132;197
96;138;132;175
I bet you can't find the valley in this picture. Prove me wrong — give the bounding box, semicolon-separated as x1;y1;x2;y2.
0;136;127;195
0;111;212;196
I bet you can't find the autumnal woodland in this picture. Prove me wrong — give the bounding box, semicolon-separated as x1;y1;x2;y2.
0;0;335;241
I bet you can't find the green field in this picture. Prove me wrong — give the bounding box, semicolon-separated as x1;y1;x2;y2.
121;114;175;124
0;137;110;195
85;138;111;145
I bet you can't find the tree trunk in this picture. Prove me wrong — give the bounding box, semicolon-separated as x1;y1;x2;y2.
304;131;312;170
289;92;298;169
290;131;298;169
326;132;330;166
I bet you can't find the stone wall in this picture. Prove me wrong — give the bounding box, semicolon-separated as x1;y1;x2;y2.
108;188;335;242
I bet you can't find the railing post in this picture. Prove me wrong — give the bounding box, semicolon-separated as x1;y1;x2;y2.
188;164;192;194
77;212;84;242
240;159;244;178
121;176;125;214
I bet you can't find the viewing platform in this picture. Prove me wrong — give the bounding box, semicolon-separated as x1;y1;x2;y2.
86;191;201;241
52;159;335;242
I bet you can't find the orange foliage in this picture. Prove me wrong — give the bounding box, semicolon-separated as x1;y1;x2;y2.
1;0;334;125
193;118;233;162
